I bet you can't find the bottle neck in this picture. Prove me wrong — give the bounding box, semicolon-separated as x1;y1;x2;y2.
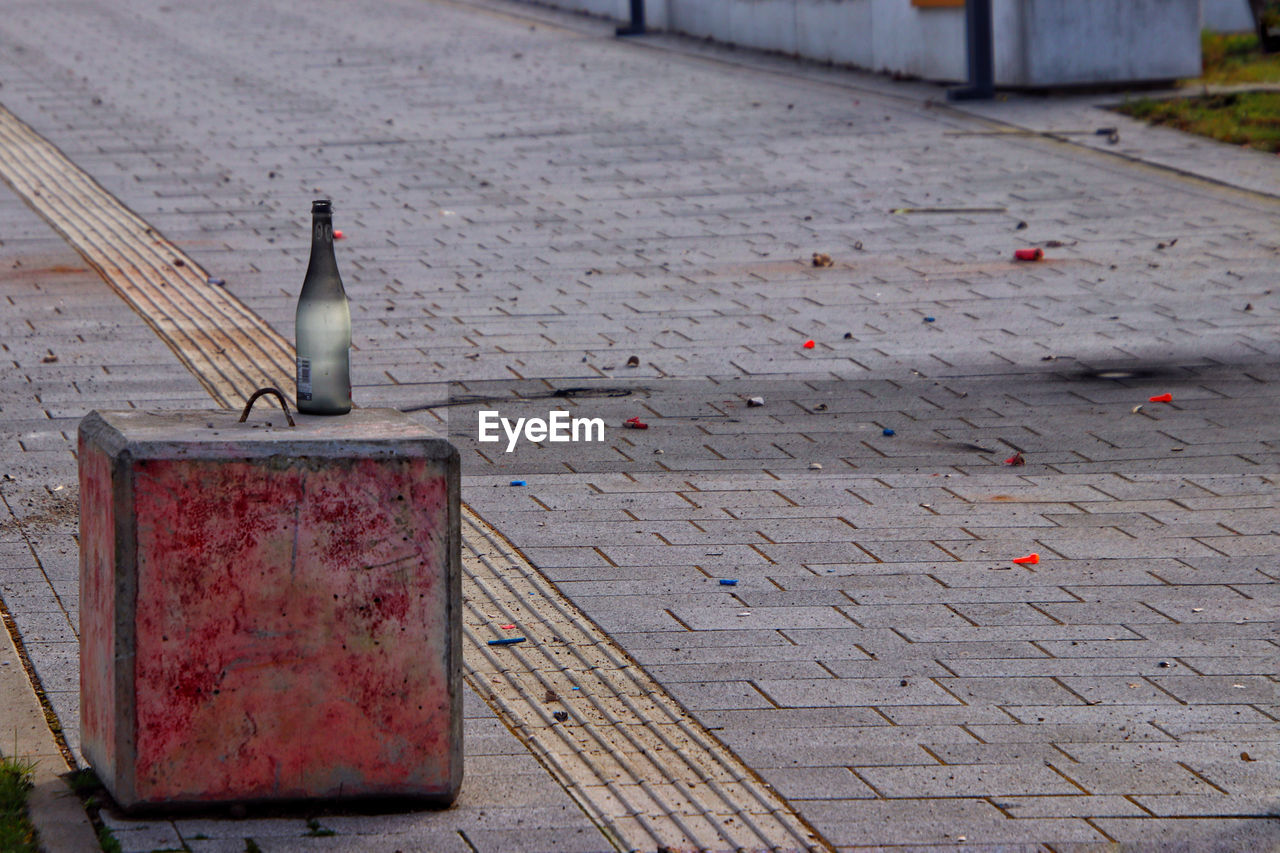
305;213;343;289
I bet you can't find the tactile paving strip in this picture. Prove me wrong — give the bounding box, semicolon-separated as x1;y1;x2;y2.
0;103;292;409
0;102;831;853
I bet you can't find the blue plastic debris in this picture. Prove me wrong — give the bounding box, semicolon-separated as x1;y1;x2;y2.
510;480;527;487
923;316;935;323
882;428;895;436
719;579;738;586
488;637;527;646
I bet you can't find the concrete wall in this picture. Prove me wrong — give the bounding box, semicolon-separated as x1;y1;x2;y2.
1010;0;1202;86
1202;0;1255;32
534;0;1200;86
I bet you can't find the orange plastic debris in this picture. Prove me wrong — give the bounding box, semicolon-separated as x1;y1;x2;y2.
1149;393;1173;403
624;416;648;430
803;339;815;349
333;229;345;240
1014;248;1044;261
1004;452;1025;466
1011;553;1040;565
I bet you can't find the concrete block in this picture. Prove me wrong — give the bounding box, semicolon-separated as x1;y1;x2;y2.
79;408;461;809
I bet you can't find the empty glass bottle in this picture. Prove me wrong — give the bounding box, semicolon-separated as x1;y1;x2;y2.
295;199;352;415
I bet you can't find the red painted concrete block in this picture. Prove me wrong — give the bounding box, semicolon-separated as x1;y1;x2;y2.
78;408;461;809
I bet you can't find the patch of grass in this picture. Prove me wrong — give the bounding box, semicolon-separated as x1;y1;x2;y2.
1116;32;1280;151
67;767;102;797
1198;31;1280;84
0;757;39;853
1119;91;1280;152
99;825;123;853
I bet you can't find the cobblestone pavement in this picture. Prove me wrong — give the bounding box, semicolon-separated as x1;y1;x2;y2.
1;0;1278;850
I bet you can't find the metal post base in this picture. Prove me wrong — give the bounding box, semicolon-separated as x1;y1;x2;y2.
615;0;645;36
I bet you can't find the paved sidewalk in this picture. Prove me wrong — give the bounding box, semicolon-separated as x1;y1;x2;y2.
1;0;1278;850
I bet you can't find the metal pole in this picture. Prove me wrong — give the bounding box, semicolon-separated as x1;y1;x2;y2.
616;0;645;36
947;0;994;101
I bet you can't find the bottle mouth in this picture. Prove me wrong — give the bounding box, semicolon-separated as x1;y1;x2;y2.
311;199;333;214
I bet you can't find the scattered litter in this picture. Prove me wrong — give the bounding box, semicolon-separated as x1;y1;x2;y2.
882;428;895;436
553;711;569;723
52;485;65;492
544;690;557;702
1015;221;1028;230
207;277;225;286
814;403;828;411
654;448;663;454
488;637;526;646
1131;405;1144;414
1157;661;1171;668
812;252;834;267
1244;303;1253;312
173;258;185;267
41;354;58;363
808;462;823;470
802;339;816;349
333;229;344;239
1011;553;1040;565
1004;452;1025;466
719;579;738;586
737;611;751;617
747;396;765;407
1014;248;1044;261
1149;393;1173;403
842;332;853;339
1241;752;1255;762
510;480;527;487
923;317;935;323
624;416;648;429
1192;607;1204;612
500;624;516;630
626;355;640;367
854;241;864;251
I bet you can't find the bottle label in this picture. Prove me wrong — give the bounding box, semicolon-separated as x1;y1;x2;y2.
296;357;312;400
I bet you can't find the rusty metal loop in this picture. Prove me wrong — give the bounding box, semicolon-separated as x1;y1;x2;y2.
238;387;296;427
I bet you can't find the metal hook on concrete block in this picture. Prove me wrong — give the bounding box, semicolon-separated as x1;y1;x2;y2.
238;387;296;427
